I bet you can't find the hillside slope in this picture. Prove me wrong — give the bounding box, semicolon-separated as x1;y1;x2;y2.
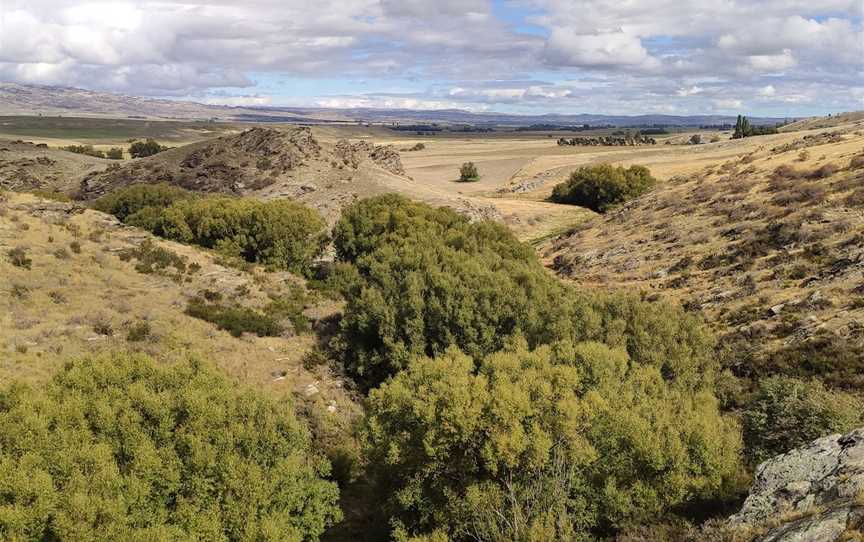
0;191;354;414
543;126;864;387
0;139;106;193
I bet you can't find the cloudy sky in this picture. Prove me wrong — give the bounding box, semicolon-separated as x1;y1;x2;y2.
1;0;862;115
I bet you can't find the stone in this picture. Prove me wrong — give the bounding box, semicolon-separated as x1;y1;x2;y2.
729;427;864;541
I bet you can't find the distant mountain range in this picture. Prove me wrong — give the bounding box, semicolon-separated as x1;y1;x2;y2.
0;82;789;127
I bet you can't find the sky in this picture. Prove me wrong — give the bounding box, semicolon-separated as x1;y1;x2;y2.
0;0;862;116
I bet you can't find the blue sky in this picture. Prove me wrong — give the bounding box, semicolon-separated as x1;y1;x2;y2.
1;0;862;116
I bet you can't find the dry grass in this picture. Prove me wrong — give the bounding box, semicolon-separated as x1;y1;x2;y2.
0;193;352;410
542;122;864;366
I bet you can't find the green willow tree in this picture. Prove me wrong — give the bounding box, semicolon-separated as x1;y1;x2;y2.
0;353;341;541
364;342;742;541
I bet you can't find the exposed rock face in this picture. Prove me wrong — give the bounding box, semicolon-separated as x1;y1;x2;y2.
369;144;406;176
333;139;407;176
730;428;864;541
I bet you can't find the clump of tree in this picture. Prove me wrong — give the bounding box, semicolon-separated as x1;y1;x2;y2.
94;183;191;221
731;115;778;139
95;184;326;275
326;195;741;539
129;138;169;158
105;147;124;159
61;144;106;158
459;162;480;181
331;195;716;391
0;352;341;540
364;342;741;540
550;164;656;212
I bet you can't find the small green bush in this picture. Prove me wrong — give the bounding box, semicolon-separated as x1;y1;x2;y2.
128;138;168;158
185;298;283;337
0;352;341;540
7;246;31;269
458;161;479;181
551;164;656;212
61;144;105;158
105;147;124;160
126;321;152;342
743;376;863;464
119;240;187;276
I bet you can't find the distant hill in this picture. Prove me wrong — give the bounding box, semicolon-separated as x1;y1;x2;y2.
0;82;792;127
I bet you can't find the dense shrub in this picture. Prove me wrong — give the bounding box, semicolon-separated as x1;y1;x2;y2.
94;183;192;222
332;195;715;391
61;144;105;158
129;138;168;158
759;334;864;391
186;298;283;337
97;185;326;275
126;321;152;342
105;147;124;160
0;353;341;540
551;164;656;212
459;162;479;181
364;342;741;540
119;239;188;276
743;376;863;465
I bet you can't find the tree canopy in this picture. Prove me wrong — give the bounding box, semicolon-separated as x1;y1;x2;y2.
364;342;741;540
95;185;327;275
550;164;656;212
0;353;341;541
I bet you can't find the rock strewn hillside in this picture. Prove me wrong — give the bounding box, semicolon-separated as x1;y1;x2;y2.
77;127;410;221
0;139;105;193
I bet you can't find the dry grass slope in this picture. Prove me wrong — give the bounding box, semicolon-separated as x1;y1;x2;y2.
0;190;359;441
543;126;864;379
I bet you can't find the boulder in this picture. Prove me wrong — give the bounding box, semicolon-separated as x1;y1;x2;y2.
729;427;864;541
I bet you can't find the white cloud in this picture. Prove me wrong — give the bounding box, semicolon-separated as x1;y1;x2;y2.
202;94;272;107
543;29;657;68
676;85;704;96
713;99;743;110
0;0;860;114
746;49;797;72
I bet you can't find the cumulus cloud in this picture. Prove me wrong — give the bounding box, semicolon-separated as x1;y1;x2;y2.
0;0;860;114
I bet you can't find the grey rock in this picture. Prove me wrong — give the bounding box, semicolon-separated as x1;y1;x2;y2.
730;427;864;541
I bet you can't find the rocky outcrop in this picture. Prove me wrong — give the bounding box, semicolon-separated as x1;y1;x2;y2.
333;139;407;176
369;144;406;176
730;428;864;541
78;128;409;199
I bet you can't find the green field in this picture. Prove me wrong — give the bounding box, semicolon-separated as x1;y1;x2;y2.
0;115;239;144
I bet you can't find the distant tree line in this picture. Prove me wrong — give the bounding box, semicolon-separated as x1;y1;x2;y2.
60;138;169;159
732;115;779;139
61;144;124;159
